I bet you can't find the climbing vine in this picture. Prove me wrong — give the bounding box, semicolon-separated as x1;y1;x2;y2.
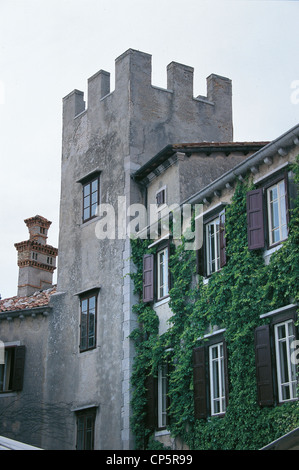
130;156;299;450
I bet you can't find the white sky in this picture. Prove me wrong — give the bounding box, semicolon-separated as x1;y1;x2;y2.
0;0;298;299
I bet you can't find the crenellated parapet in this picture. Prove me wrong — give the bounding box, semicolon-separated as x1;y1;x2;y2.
62;49;233;164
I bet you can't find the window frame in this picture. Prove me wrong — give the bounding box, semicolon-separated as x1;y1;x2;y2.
76;407;97;450
274;319;297;403
193;332;229;420
0;344;25;393
156;187;166;208
142;239;171;303
255;306;298;407
82;174;100;224
156;246;169;301
196;205;227;278
0;347;14;393
265;175;288;248
79;291;98;353
205;216;221;276
247;170;292;251
209;341;227;416
157;363;169;429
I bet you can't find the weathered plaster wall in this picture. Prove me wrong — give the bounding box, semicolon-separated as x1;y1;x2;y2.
41;48;234;450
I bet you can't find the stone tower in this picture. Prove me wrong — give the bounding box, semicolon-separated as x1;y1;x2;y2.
14;215;58;297
48;49;233;450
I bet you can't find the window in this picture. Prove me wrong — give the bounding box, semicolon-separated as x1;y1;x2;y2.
196;208;226;277
76;408;96;450
274;320;297;403
247;171;294;250
80;292;97;352
209;342;226;415
254;308;298;406
145;361;171;431
157;247;169;300
83;175;100;223
193;337;228;419
267;180;288;246
142;243;170;303
156;188;166;207
158;364;168;428
206;217;220;276
0;345;25;393
32;252;38;261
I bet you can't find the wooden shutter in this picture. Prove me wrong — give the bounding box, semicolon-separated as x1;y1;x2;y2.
193;346;207;419
143;254;154;302
196;247;205;276
12;345;26;392
254;325;274;406
287;170;297;214
246;189;265;250
219;209;227;268
145;373;157;430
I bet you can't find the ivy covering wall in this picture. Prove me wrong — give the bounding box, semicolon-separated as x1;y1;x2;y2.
130;157;299;450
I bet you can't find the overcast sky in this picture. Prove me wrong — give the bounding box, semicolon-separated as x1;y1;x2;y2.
0;0;298;299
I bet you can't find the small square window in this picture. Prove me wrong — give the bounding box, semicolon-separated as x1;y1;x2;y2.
156;188;166;207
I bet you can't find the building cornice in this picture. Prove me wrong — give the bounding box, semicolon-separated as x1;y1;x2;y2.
14;239;58;256
132;141;269;183
184;123;299;206
0;305;52;322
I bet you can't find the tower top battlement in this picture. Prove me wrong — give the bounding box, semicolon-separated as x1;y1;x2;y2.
63;49;232;140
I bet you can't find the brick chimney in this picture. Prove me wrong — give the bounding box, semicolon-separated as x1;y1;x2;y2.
14;215;58;297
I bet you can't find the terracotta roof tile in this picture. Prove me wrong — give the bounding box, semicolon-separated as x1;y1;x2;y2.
0;286;56;313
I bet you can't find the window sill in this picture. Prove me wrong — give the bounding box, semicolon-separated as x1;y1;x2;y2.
155;429;170;437
278;397;298;406
154;296;170;308
79;346;98;355
263;243;283;261
81;216;100;227
211;412;226;419
0;391;17;397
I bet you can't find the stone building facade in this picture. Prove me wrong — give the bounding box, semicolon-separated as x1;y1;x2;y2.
0;49;297;450
50;48;237;450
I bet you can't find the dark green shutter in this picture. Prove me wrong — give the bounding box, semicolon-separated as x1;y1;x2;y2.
145;373;157;430
254;325;274;406
196;247;205;276
12;345;26;392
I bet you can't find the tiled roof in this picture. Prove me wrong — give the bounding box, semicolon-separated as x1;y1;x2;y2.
0;286;56;313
